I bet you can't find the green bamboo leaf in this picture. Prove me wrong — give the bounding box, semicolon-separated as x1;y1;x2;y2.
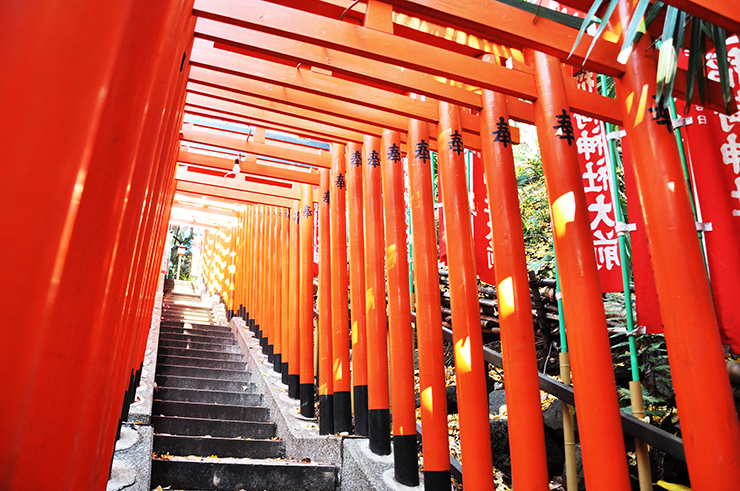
583;0;620;63
618;0;652;64
567;0;606;60
709;25;733;113
662;11;687;104
684;16;707;112
656;6;680;105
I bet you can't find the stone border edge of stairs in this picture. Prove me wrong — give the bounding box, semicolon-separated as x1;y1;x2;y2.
228;316;426;491
107;274;164;491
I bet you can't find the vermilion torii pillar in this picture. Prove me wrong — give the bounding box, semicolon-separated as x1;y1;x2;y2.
318;169;335;434
613;0;740;486
480;85;549;490
363;134;391;455
280;207;291;384
288;201;302;399
346;142;370;436
299;184;316;417
436;101;495;491
407;118;451;491
330;143;353;434
272;207;284;375
525;48;631;491
380;129;419;487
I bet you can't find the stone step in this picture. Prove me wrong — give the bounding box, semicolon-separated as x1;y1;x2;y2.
156;374;255;392
152;400;270;422
160;323;232;335
152;415;275;439
158;339;242;353
153;434;284;459
151;457;337;491
156;363;251;381
160;332;237;346
155;387;262;406
160;327;234;341
157;354;246;371
158;346;244;361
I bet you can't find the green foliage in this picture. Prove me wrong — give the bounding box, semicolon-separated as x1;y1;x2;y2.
514;145;555;277
612;331;675;411
168;225;195;280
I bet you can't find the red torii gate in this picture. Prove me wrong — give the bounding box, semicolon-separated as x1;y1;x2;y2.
2;0;740;490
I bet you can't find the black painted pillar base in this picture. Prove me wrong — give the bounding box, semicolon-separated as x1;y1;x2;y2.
333;390;353;434
368;408;391;455
393;434;419;487
288;374;300;399
353;385;369;436
281;362;289;385
266;343;274;363
300;383;315;418
255;323;261;339
319;394;334;435
272;353;281;374
249;318;255;332
424;470;452;491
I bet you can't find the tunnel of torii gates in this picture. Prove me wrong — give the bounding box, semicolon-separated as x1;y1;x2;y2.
3;0;740;489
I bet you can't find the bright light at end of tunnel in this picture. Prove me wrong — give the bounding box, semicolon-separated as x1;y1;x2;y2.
498;276;515;321
552;192;576;238
455;337;472;375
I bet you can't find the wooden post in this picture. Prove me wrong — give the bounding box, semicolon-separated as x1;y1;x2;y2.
525;48;631;490
380;129;419;486
288;201;301;399
300;184;316;417
318;169;335;434
436;101;495;491
363;134;391;455
330;143;353;434
407;118;451;491
480;85;550;490
346;142;369;436
612;0;740;486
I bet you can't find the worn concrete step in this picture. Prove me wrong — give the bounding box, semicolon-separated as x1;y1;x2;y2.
156;387;262;406
160;328;234;342
152;400;270;422
158;346;243;361
152;415;275;439
153;434;284;459
157;354;246;371
160;332;237;345
156;363;250;381
156;374;255;392
160;323;232;335
158;339;242;353
151;457;336;491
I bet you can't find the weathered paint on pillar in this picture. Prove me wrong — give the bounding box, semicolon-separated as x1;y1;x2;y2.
613;1;740;486
407;118;451;491
525;48;631;491
318;169;335;434
480;86;549;490
363;134;391;455
346;141;369;436
330;143;353;434
299;184;316;417
437;101;495;491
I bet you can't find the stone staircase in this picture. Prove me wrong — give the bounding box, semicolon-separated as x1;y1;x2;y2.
150;281;337;490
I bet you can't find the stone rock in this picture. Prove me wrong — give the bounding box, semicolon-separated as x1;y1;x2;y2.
488;390;507;416
489;419;512;483
446;385;458;415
